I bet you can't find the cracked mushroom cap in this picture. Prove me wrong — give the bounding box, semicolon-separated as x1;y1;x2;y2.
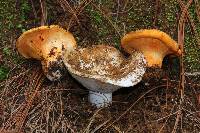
121;29;181;67
16;25;77;81
63;45;146;93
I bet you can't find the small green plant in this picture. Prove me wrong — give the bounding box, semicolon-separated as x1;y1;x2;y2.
0;0;32;33
3;47;11;56
17;24;26;33
86;5;103;25
17;0;31;32
20;0;31;21
0;66;9;80
85;5;113;43
2;47;23;64
0;1;17;32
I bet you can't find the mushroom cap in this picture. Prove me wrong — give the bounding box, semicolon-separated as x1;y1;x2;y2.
63;45;146;93
16;25;76;59
16;25;77;81
121;29;181;67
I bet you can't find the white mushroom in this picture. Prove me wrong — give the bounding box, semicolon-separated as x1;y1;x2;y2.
63;45;146;107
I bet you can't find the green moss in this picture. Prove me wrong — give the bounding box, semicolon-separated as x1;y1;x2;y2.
0;1;17;40
0;0;31;38
0;66;10;80
0;0;30;67
85;4;117;44
2;47;11;56
87;7;103;25
19;0;31;21
184;3;200;71
184;27;200;71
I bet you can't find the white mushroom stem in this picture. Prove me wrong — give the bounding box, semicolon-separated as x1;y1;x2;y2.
88;91;112;108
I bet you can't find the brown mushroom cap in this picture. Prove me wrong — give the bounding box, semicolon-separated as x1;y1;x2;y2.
16;25;77;81
121;29;181;67
16;25;76;59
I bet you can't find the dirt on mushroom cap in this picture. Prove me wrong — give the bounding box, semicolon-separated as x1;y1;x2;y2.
64;45;146;84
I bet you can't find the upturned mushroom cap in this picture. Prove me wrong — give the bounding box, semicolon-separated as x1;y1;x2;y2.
16;25;77;81
63;45;146;93
121;29;181;67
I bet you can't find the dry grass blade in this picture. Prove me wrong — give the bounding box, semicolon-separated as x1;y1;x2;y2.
67;0;93;31
171;0;192;132
104;85;168;130
91;2;121;37
90;119;110;133
150;106;178;123
30;0;37;19
194;0;200;23
74;0;92;13
123;0;129;11
183;108;200;128
194;0;200;47
178;0;200;48
39;0;47;25
158;105;177;133
57;0;81;30
84;108;102;133
153;0;160;27
1;68;30;99
112;125;123;133
0;71;44;132
177;0;191;98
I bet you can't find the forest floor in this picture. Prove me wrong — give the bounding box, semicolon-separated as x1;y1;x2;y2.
0;0;200;132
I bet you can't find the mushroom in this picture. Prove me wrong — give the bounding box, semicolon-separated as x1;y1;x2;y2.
121;29;181;67
16;25;77;81
63;45;146;107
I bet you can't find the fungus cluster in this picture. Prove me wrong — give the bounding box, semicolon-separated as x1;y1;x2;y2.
16;26;181;108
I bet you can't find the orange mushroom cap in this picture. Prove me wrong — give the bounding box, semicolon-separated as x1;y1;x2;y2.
16;25;77;81
121;29;181;67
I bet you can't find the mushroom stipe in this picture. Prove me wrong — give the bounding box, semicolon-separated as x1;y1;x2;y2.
42;55;66;81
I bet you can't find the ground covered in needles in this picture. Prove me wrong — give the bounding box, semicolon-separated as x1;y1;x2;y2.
0;0;200;132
